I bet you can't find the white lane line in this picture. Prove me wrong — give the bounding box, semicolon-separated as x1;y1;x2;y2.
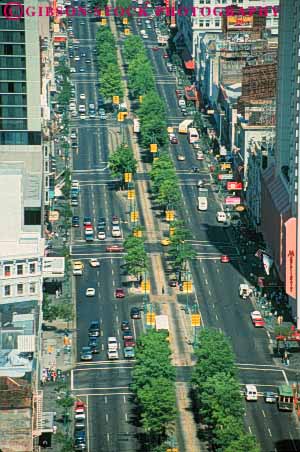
104;396;108;404
106;413;109;423
248;426;252;434
101;344;104;351
268;428;272;437
107;432;110;442
112;268;114;275
208;289;212;296
87;396;90;452
205;278;208;285
74;386;130;390
202;267;205;273
123;395;126;403
216;268;220;273
112;280;115;286
125;412;128;421
261;409;266;418
71;369;74;390
117;328;120;335
215;314;219;321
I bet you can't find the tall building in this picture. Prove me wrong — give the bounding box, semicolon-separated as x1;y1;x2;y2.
260;0;300;317
0;0;42;230
175;0;279;68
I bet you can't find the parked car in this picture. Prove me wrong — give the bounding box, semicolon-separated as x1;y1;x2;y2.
88;321;100;337
80;346;92;361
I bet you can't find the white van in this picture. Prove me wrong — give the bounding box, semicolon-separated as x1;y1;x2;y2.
198;197;208;211
107;337;118;351
178;99;186;108
245;384;258;401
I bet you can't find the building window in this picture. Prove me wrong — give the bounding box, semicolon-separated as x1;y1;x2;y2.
4;265;11;277
199;21;204;27
17;283;23;295
29;263;36;274
206;21;210;27
4;285;11;296
215;20;220;27
17;264;23;275
24;207;41;225
29;282;37;294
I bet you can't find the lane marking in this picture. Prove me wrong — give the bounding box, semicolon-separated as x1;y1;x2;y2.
268;428;272;437
106;413;109;423
87;395;90;452
261;409;266;418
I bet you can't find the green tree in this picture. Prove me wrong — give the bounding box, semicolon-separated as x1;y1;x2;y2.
90;0;108;9
123;35;144;61
123;236;148;279
108;144;137;182
117;0;131;9
56;433;74;452
128;55;155;96
225;433;261;452
192;329;236;386
99;63;123;99
213;415;244;450
156;178;181;210
137;377;177;438
199;372;244;427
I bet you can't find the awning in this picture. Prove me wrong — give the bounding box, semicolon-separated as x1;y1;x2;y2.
53;36;67;42
182;48;195;70
184;60;195;70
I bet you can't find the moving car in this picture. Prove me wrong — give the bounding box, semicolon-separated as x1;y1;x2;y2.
70;130;77;139
80;93;86;100
130;307;141;319
177;154;186;161
107;350;119;360
98;231;106;240
89;258;100;267
85;288;95;297
115;288;125;298
83;216;92;226
111;215;119;225
72;261;84;276
111;225;121;237
216;211;227;223
88;321;100;337
72;216;80;227
197;151;204;160
123;330;133;340
170;135;178;144
250;310;265;327
106;245;124;252
107;337;118;351
88;337;100;354
220;255;230;263
121;320;130;331
124;346;135;359
245;384;258;401
161;238;171;246
80;346;92;361
98;217;106;227
264;391;277;403
124;339;136;347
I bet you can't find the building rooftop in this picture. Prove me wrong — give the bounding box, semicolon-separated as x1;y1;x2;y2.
0;165;44;259
0;303;37;378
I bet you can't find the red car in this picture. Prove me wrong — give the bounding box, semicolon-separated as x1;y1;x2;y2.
152;46;159;51
84;223;92;229
163;53;169;59
74;401;85;412
170;136;178;144
115;288;125;298
124;339;136;347
106;245;124;252
220;255;230;263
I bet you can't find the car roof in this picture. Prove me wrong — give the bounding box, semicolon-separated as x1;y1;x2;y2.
108;336;117;341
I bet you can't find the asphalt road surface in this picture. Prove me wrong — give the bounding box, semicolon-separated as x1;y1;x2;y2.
69;11;300;452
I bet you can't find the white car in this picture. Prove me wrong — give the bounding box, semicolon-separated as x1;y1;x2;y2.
74;56;80;61
216;211;227;223
89;258;100;267
197;151;204;160
79;93;86;100
86;288;96;297
177;154;186;161
107;337;118;351
70;131;77;139
70;67;76;73
111;225;121;237
98;231;106;240
107;350;119;360
250;311;263;321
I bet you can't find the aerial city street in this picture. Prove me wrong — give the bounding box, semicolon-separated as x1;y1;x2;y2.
1;0;300;451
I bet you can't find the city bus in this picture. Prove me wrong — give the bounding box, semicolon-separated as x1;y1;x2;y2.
277;385;294;411
188;127;199;144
